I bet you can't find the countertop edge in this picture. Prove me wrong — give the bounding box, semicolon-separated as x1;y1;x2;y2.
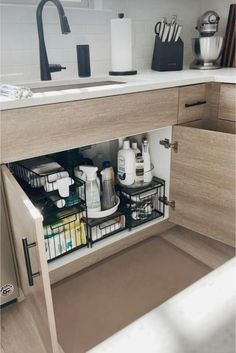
1;69;235;111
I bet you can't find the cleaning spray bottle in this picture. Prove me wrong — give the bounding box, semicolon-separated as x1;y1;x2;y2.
79;166;101;212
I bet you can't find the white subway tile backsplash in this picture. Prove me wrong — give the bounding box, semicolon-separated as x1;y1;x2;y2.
0;0;230;82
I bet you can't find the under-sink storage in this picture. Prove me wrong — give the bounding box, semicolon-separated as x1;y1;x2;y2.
118;177;165;229
83;211;126;246
5;127;171;263
9;161;89;262
1;118;235;353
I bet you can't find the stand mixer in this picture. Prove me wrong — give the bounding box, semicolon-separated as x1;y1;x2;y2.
190;11;224;69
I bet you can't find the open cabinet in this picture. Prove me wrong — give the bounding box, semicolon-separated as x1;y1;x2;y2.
169;123;235;246
1;118;235;353
2;166;59;353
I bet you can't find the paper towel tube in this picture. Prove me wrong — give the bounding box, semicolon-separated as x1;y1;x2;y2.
110;13;137;75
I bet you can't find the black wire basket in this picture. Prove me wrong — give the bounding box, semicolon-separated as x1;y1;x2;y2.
118;177;165;228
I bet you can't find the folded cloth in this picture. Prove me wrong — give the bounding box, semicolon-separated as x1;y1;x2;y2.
0;84;32;99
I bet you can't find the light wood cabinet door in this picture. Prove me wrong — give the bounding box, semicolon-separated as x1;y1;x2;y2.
178;84;207;124
218;84;236;121
169;125;235;247
1;166;58;353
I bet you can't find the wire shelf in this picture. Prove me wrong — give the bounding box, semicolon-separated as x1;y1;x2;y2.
83;211;126;246
118;177;165;228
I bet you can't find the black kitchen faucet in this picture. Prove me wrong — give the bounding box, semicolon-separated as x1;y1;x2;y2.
36;0;71;81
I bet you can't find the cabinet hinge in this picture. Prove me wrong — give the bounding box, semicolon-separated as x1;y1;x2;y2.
159;196;175;209
160;138;178;152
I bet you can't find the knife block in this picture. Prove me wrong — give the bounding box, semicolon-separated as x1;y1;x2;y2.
151;36;184;71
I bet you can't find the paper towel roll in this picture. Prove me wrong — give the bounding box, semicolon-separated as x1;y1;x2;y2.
111;14;133;73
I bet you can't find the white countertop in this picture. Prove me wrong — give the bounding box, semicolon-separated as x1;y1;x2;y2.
88;257;236;353
1;68;235;111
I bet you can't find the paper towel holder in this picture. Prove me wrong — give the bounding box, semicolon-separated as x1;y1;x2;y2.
109;13;137;76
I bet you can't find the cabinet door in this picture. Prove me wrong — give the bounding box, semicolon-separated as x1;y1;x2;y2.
169;126;235;247
1;166;58;353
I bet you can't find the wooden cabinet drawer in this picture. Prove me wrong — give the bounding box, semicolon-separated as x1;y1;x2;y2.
218;84;236;121
169;121;235;247
178;84;207;124
1;88;178;164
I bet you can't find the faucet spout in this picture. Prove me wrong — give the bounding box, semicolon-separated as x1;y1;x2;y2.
36;0;71;81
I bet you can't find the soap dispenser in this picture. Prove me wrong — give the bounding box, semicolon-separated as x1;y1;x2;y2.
142;139;152;183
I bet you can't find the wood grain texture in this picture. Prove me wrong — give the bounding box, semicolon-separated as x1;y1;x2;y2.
1;89;178;163
1;301;49;353
169;125;235;247
217;119;236;134
49;220;174;285
178;84;207;124
218;84;236;121
205;82;221;120
1;166;59;353
160;225;235;269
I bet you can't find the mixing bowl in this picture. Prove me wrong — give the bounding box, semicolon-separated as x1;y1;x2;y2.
191;36;223;69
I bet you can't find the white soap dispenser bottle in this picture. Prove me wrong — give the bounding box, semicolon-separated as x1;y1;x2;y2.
142;138;152;183
117;140;135;186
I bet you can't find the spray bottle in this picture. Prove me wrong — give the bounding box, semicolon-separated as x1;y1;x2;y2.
79;166;101;212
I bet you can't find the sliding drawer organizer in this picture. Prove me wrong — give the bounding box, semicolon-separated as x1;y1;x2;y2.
118;177;166;228
10;162;88;262
83;211;126;246
10;161;166;261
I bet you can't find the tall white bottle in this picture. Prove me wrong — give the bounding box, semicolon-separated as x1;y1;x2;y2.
117;140;135;186
142;139;152;183
131;141;141;156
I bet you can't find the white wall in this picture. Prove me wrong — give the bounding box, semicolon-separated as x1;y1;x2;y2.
0;0;231;83
200;0;232;37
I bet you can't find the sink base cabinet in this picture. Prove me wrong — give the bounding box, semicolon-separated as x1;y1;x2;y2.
1;88;178;164
2;120;235;282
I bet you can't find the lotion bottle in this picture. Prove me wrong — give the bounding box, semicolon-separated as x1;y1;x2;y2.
132;141;141;156
117;140;135;186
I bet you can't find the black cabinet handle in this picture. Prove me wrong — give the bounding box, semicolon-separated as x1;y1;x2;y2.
22;238;40;287
185;100;207;108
